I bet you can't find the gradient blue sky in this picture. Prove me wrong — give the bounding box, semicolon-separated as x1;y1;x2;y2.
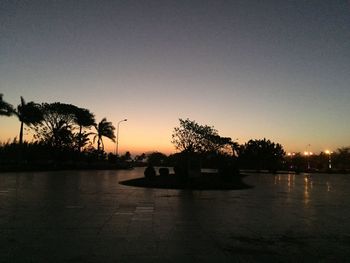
1;0;349;154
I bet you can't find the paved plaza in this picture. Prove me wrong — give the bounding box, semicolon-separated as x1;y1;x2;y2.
0;168;350;262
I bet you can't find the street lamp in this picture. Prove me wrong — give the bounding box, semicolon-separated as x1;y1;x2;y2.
116;119;127;156
303;144;313;170
287;152;295;170
304;151;313;170
325;150;333;169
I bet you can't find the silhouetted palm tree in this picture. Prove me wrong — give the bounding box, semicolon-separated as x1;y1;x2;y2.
93;118;116;153
74;108;95;152
14;97;43;144
0;94;14;116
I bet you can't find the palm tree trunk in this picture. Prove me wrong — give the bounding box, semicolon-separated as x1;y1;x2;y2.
18;121;24;164
78;125;82;152
19;121;24;144
97;138;101;152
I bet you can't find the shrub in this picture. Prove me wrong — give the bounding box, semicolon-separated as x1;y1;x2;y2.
144;165;156;179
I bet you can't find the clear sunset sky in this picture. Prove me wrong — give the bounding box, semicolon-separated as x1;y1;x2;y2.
1;0;349;155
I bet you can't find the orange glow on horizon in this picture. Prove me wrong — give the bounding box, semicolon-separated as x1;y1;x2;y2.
103;141;175;156
0;114;348;156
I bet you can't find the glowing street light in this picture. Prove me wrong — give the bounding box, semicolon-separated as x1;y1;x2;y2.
116;119;127;156
325;150;333;169
304;151;313;170
303;151;313;156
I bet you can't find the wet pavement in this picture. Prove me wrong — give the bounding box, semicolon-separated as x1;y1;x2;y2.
1;168;350;262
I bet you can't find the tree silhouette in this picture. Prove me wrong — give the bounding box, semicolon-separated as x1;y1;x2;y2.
93;118;116;153
135;153;146;162
238;138;285;171
0;94;14;117
120;151;132;162
73;107;95;152
171;119;238;179
171;118;234;154
334;147;350;170
14;97;43;144
147;151;168;166
34;102;78;148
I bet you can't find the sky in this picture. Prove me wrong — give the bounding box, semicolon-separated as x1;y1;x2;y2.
1;0;349;155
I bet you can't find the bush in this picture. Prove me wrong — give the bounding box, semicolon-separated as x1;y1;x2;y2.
144;165;156;179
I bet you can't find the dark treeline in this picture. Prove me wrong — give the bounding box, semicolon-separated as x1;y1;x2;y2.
141;119;350;175
1;95;349;173
0;94;119;170
139;147;350;173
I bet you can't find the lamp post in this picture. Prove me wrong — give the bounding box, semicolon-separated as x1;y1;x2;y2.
325;150;332;169
287;152;295;170
304;151;313;170
303;144;313;170
116;119;127;156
